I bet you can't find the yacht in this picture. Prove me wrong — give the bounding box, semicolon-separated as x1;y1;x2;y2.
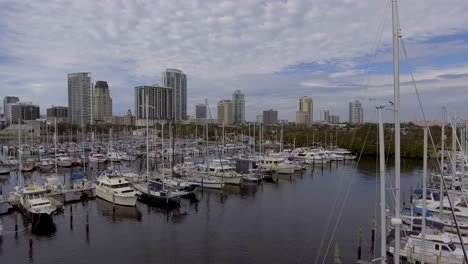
256;156;296;174
106;149;121;162
4;156;19;170
89;152;107;163
14;184;57;226
39;157;55;171
388;233;465;263
0;164;10;175
186;172;225;190
201;159;243;185
95;171;137;206
133;180;186;208
20;159;35;172
55;153;73;167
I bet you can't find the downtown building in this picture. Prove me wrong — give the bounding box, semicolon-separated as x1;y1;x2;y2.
47;106;68;123
217;100;233;125
296;96;313;125
93;81;113;123
10;102;40;124
320;109;331;123
349;100;364;124
134;85;173;126
161;69;187;121
195;104;207;123
263;109;278;125
3;96;19;124
232;90;245;124
68;72;92;127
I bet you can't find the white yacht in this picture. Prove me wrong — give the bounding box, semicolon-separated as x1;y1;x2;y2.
95;171;137;206
89;152;107;163
388;233;465;263
4;156;19;170
256;156;296;174
186;172;225;189
0;165;10;175
201;159;242;185
55;153;73;167
106;149;121;162
39;158;55;171
13;184;57;226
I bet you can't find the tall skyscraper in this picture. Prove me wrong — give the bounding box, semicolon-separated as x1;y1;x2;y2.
232;90;245;124
217;100;233;125
349;100;364;124
161;68;187;121
320;109;330;123
263;109;278;125
195;104;207;122
134;85;173;126
296;96;313;124
330;115;340;124
3;96;19;124
68;72;92;127
93;81;113;123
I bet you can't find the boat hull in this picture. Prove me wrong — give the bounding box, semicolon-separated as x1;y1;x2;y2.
19;205;54;227
96;188;137;206
138;192;180;208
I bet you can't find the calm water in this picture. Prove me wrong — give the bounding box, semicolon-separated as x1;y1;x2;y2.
0;157;422;264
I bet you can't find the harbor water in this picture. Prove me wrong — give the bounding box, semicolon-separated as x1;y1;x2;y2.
0;157;422;263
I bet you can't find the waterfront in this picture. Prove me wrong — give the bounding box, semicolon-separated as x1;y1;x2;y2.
0;157;422;263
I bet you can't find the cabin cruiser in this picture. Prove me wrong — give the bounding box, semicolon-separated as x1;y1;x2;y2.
55;153;73;167
133;180;186;208
11;184;57;226
199;159;243;185
106;149;122;162
388;232;465;263
95;171;137;206
0;164;10;175
256;156;296;174
4;156;19;170
43;176;65;193
39;157;55;171
89;152;107;163
20;159;36;172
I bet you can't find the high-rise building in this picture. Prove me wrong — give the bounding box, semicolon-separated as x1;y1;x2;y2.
47;106;68;123
134;85;173;126
217;100;233;125
320;109;330;123
161;68;187;121
232;90;245;124
349;100;363;124
3;96;19;124
297;96;313;123
195;104;207;122
263;110;278;125
296;111;310;125
68;72;92;127
330;115;340;124
93;81;113;123
10;102;40;123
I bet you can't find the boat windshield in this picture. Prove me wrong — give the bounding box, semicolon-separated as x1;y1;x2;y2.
112;183;129;188
448;242;456;251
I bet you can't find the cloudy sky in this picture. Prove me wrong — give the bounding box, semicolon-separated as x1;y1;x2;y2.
1;0;468;122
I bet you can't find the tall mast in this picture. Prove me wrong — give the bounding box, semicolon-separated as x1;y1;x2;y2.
422;127;428;264
451;121;456;205
391;0;402;262
146;95;149;180
54;117;58;178
440;108;445;217
378;106;386;264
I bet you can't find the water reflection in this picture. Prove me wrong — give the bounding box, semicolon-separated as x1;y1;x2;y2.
96;198;142;223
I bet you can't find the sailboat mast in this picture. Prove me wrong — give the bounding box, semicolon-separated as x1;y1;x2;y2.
422;127;428;264
146;95;150;180
440;107;445;217
378;107;386;263
391;0;402;262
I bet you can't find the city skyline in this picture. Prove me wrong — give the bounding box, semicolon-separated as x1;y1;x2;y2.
1;1;468;122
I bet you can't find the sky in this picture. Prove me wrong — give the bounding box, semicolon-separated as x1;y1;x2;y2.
0;0;468;123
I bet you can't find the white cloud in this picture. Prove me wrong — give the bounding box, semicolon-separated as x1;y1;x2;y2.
0;0;467;122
